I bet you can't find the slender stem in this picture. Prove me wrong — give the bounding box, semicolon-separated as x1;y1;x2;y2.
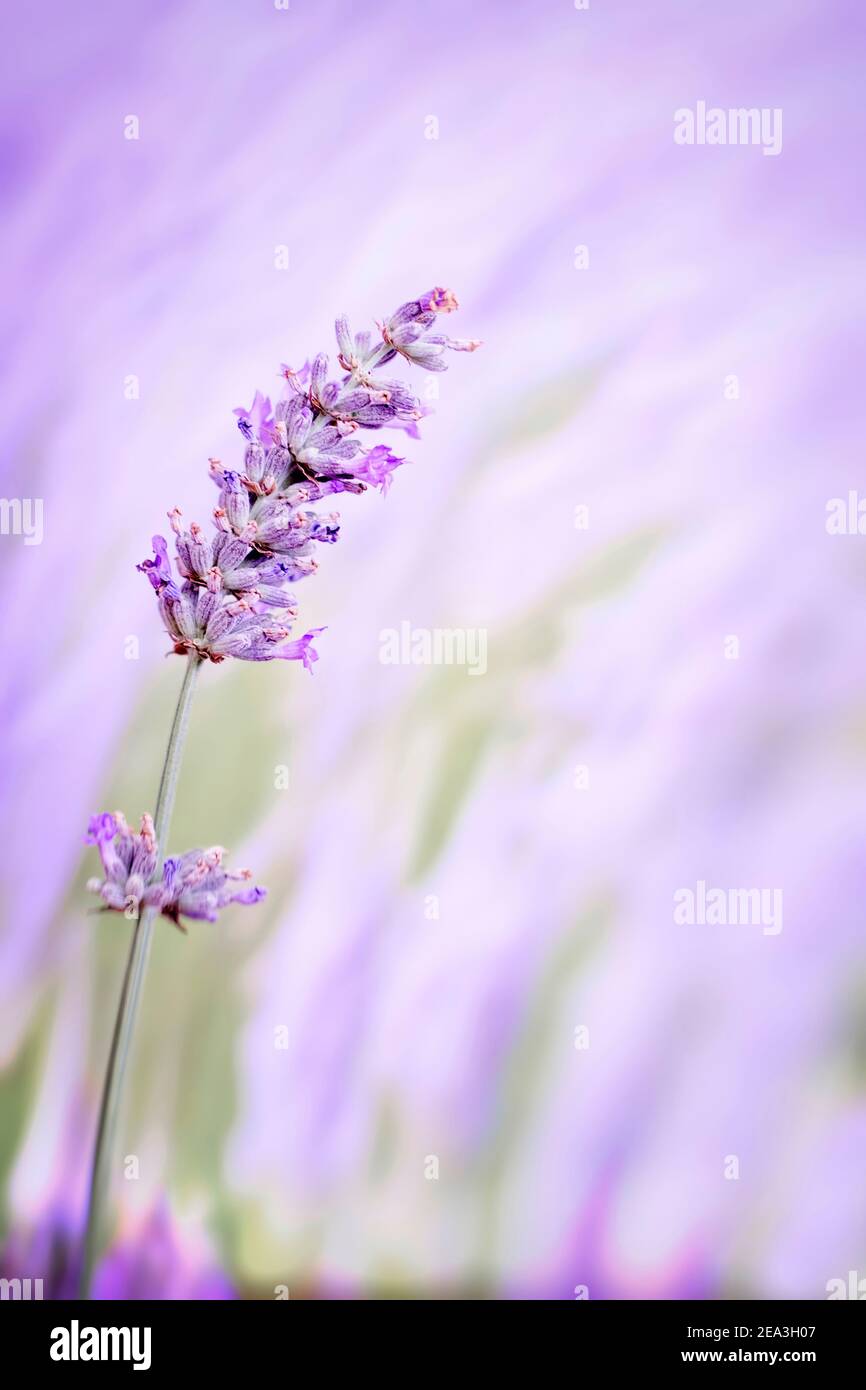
79;652;202;1297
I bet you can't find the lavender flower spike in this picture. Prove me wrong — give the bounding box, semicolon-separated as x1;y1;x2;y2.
86;812;266;929
140;288;479;666
81;288;478;1299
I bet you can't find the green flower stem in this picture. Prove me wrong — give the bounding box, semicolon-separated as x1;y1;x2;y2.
79;652;202;1297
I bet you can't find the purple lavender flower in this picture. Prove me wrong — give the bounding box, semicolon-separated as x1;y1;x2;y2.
86;812;266;928
137;528;324;666
352;444;405;494
233;389;277;446
379;288;482;371
83;290;478;1302
140;289;478;665
85;812;160;914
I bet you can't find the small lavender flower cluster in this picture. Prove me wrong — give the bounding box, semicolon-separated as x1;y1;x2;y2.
86;813;265;927
139;289;480;665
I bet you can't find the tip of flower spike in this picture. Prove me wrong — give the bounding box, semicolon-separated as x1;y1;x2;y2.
421;287;459;313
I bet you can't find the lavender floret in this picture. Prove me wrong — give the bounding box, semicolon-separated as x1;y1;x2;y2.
86;812;266;929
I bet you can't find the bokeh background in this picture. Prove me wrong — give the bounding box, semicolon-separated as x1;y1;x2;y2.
2;0;865;1299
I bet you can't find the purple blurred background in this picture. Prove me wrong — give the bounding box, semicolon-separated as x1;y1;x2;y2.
1;0;865;1298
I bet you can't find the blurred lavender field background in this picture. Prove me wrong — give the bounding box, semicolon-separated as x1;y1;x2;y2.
1;0;865;1299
